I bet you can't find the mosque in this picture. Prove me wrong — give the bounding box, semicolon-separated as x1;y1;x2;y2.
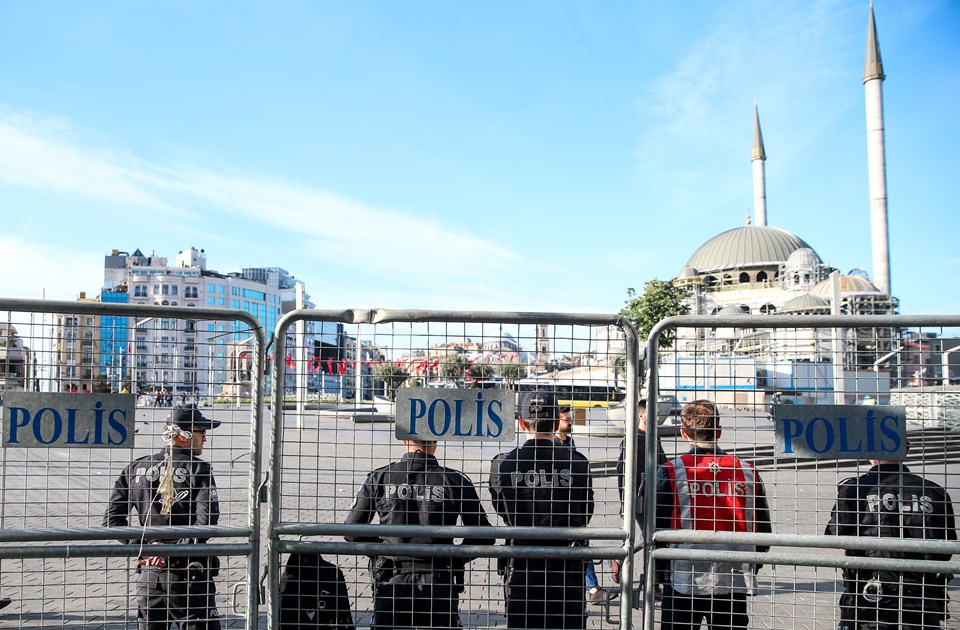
657;4;900;406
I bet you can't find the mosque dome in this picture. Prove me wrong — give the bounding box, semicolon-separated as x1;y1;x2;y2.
810;275;882;296
781;294;830;314
685;226;817;274
717;304;750;316
784;247;822;272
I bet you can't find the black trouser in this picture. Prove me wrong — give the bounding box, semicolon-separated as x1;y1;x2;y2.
837;583;946;630
503;558;587;630
659;586;748;630
136;566;221;630
373;570;459;630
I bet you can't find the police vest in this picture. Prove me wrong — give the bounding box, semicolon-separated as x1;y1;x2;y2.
663;452;760;534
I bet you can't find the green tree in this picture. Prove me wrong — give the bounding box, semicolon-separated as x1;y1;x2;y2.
440;355;469;382
468;363;494;381
620;280;691;349
498;362;523;390
373;362;411;401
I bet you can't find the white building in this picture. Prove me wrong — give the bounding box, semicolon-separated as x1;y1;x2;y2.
59;246;330;399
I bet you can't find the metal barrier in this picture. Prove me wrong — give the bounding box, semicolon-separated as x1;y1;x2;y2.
265;309;642;630
5;302;959;629
0;298;267;628
642;314;960;630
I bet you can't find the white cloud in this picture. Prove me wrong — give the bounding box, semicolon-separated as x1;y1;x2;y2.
0;235;103;300
0;113;172;211
0;110;526;296
633;0;861;208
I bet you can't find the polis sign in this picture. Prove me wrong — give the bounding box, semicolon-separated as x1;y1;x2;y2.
395;388;515;442
774;404;906;460
2;392;136;448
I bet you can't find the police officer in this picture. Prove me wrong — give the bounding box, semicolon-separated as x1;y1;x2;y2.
825;447;957;630
344;438;494;629
655;399;771;630
489;390;595;629
104;404;222;629
554;402;609;605
611;398;667;585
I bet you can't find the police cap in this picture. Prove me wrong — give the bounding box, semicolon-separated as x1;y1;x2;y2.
167;404;221;430
520;391;564;419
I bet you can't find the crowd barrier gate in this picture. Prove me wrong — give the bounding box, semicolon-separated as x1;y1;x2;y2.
641;314;960;630
0;298;267;629
4;301;960;630
265;309;643;630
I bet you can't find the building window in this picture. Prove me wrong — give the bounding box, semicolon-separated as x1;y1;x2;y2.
154;285;161;294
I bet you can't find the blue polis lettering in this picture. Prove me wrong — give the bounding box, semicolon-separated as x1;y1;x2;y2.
6;402;128;446
408;392;504;438
781;410;901;455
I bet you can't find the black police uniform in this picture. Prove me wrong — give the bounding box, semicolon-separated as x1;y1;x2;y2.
616;429;667;528
489;437;594;629
279;552;355;630
104;408;221;630
344;450;494;630
825;463;957;630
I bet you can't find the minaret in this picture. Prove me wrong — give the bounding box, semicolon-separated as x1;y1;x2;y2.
751;100;767;226
864;2;891;295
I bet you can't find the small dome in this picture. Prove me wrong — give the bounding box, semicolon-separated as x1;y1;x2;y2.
717;304;750;316
810;275;882;296
781;294;830;314
685;226;818;274
678;265;699;280
784;247;821;271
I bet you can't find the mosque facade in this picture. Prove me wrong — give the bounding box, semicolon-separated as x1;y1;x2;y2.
659;4;900;405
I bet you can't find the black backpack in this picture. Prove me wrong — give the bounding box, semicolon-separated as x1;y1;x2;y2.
279;553;356;630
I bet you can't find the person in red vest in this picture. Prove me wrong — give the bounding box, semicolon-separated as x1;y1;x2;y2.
655;399;771;629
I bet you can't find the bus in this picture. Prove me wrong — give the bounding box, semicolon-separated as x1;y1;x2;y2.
515;378;625;409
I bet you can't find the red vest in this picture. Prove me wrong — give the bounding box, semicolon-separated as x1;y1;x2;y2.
663;451;760;534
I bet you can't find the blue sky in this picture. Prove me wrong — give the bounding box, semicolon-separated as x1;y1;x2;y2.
1;1;958;316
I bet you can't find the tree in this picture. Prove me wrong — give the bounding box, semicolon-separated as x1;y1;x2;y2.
619;280;691;349
498;362;523;390
373;363;410;401
440;355;469;382
468;363;494;381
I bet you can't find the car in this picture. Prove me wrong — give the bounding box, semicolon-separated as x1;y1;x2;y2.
654;395;682;425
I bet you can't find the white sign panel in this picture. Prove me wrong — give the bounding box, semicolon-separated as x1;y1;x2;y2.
395;388;515;442
774;404;906;460
3;392;136;448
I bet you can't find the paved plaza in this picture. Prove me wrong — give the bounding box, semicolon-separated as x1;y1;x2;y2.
1;403;958;628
